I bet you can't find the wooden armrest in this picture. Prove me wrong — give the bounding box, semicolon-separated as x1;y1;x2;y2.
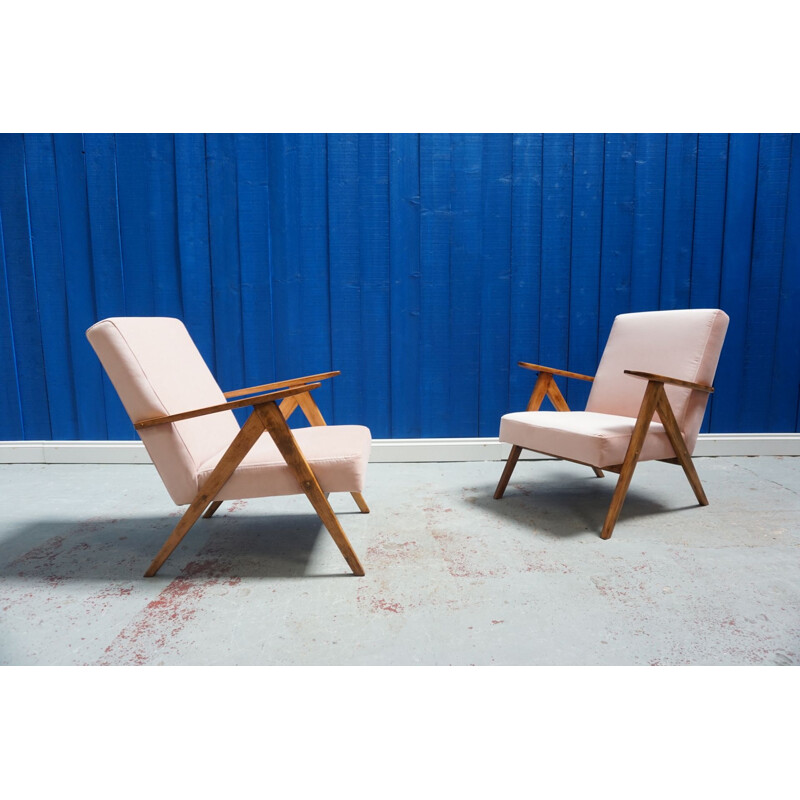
518;361;595;382
135;382;322;430
624;370;713;394
224;370;340;399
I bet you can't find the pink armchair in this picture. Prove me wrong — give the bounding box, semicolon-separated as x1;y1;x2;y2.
87;318;371;577
494;309;729;539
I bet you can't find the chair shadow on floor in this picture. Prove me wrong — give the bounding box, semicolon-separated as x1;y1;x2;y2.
0;509;363;582
467;468;700;539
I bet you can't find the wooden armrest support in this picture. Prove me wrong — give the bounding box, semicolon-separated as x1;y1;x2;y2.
135;382;322;430
624;370;713;394
223;370;340;399
518;361;595;382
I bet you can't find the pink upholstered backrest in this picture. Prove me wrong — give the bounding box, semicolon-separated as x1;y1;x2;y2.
86;318;239;504
585;309;729;452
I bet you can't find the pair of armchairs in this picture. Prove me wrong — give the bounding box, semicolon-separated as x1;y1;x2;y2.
87;309;729;577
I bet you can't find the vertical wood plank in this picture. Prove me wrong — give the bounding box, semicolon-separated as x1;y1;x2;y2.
478;134;513;436
770;133;800;432
327;134;363;426
449;133;483;435
711;133;759;433
599;133;637;340
0;207;24;438
741;133;792;431
509;133;543;412
23;133;79;438
357;133;391;438
235;133;274;396
174;133;215;371
540;133;574;410
52;133;108;438
206;133;245;407
660;133;698;311
0;134;52;439
419;133;452;437
630;133;667;313
389;133;421;437
568;133;605;410
84;133;130;438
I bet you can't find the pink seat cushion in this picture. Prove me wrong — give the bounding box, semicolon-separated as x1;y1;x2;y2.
198;424;372;501
499;411;678;468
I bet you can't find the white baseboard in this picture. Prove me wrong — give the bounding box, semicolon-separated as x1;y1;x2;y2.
1;433;799;464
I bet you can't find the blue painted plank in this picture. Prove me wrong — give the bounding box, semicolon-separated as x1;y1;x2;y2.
771;133;800;431
357;134;391;437
23;134;79;438
419;134;452;437
327;134;364;426
689;133;729;431
690;133;728;309
205;134;245;402
115;133;154;316
448;133;483;435
52;133;108;438
509;133;543;412
174;133;215;371
660;133;698;311
478;134;513;436
84;133;131;438
711;133;759;433
568;132;605;410
147;134;182;318
0;133;52;439
741;134;792;431
599;134;637;341
235;134;274;398
630;133;667;314
388;133;421;437
0;207;24;438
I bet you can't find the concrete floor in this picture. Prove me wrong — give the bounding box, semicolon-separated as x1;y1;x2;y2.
0;456;798;666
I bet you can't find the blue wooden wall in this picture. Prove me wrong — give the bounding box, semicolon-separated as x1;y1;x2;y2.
0;133;798;441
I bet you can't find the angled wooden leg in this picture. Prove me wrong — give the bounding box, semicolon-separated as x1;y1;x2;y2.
203;501;223;519
144;412;266;577
256;402;365;576
279;395;299;420
494;445;523;499
351;492;370;513
655;390;709;506
600;381;661;540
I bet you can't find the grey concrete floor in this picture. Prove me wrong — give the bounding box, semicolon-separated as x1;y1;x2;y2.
0;456;798;665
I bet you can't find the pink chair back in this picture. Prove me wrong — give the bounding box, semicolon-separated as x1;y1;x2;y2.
87;318;240;503
585;309;729;452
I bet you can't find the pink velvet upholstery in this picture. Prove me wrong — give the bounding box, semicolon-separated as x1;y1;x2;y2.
499;309;729;467
87;317;371;505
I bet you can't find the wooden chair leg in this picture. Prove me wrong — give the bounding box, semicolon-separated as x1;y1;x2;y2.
203;500;223;519
600;381;661;540
145;412;266;577
655;390;709;506
256;402;365;576
494;445;523;499
351;492;370;513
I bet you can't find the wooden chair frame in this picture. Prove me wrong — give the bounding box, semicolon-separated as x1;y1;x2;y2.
136;371;368;578
494;361;714;539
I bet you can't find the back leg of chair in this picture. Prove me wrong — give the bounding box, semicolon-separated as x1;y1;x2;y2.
203;500;223;519
351;492;370;513
494;445;523;499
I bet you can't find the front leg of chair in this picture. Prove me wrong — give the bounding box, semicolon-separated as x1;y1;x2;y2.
600;380;661;540
144;411;266;577
655;389;709;506
256;401;365;576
